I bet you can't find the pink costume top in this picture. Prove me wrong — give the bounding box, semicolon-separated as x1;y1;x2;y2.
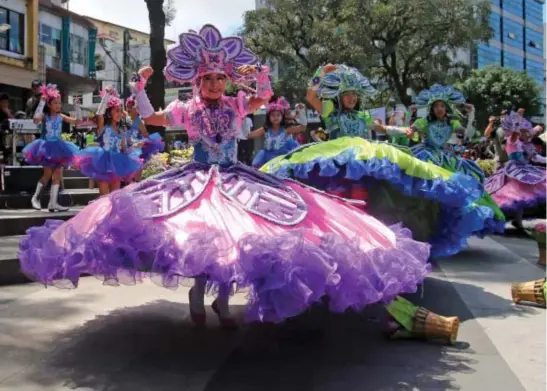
164;92;248;166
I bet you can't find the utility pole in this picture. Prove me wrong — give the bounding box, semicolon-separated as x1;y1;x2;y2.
123;29;131;99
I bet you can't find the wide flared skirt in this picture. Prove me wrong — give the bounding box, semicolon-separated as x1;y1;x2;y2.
261;137;506;258
19;163;431;324
252;139;300;168
75;147;143;182
485;162;546;214
23;138;79;168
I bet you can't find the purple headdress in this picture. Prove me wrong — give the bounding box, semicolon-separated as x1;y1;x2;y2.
165;24;259;84
100;88;123;109
266;97;290;113
501;111;533;135
40;84;61;102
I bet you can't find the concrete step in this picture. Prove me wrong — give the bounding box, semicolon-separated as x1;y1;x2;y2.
0;206;84;236
0;189;98;210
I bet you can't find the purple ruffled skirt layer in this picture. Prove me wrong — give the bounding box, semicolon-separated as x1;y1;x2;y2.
19;164;431;323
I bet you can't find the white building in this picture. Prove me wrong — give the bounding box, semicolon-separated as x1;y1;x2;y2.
38;0;98;111
81;17;176;110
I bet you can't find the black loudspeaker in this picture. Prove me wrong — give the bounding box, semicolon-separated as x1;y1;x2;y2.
0;166;64;194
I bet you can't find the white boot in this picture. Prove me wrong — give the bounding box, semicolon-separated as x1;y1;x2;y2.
48;184;68;212
30;182;44;210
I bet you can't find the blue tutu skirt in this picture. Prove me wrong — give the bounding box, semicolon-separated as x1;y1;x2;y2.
23;138;79;168
141;133;165;163
252;139;300;168
76;147;143;182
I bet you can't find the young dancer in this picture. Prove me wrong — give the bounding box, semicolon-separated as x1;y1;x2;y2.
24;84;80;211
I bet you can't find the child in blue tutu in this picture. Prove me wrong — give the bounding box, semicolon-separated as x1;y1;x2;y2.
250;96;305;168
25;84;80;212
76;87;142;195
125;95;165;182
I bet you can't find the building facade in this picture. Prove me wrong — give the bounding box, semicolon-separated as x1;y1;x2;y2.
38;0;98;109
0;0;40;112
83;17;175;108
474;0;545;115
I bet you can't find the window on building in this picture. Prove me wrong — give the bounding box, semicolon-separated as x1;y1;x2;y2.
39;23;62;69
70;34;88;67
0;7;24;55
525;28;544;57
524;1;543;27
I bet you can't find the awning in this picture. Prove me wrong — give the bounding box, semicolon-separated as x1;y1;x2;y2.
0;62;39;89
46;68;98;95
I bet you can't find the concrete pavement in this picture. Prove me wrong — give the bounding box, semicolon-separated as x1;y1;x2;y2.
0;235;544;391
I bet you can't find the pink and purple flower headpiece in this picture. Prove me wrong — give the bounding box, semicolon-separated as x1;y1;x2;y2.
40;84;61;103
126;95;135;109
100;87;123;109
267;97;290;113
165;24;259;84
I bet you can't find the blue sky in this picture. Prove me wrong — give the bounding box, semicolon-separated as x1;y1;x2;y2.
68;0;255;39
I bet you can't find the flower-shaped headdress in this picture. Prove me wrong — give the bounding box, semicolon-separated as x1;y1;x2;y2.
266;96;290;113
100;87;123;109
501;111;533;135
415;84;466;109
125;95;135;109
39;84;61;102
316;65;376;100
165;24;259;84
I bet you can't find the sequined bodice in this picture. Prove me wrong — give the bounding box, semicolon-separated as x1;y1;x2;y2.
100;126;124;152
127;116;143;141
327;111;369;139
189;103;238;166
264;128;290;151
424;120;453;149
44;115;62;140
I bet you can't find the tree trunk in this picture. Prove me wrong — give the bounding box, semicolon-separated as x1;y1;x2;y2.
145;0;167;137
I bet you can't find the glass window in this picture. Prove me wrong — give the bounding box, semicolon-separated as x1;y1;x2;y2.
504;52;524;70
477;44;502;67
502;0;523;18
503;18;525;49
524;0;544;27
70;34;88;67
0;7;24;54
0;8;7;51
40;23;62;69
489;13;501;41
525;28;544;57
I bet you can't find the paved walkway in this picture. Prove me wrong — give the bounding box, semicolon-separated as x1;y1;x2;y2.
0;235;544;391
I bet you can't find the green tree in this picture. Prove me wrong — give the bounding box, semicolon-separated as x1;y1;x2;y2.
457;66;542;129
242;0;491;106
240;0;369;94
338;0;492;105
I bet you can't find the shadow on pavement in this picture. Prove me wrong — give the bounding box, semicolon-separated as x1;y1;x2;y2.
21;276;484;391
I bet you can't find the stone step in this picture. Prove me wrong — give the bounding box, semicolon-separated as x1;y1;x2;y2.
0;189;98;210
0;206;84;236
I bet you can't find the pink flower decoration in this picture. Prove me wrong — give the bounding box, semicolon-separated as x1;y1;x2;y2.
535;223;546;233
